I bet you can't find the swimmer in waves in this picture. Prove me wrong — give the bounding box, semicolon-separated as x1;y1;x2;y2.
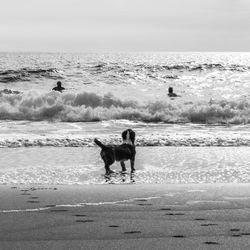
168;87;180;98
52;81;65;92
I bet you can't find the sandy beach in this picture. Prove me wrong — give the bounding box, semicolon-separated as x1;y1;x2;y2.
1;183;250;250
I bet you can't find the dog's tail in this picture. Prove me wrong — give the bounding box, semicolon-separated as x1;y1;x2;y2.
94;138;107;150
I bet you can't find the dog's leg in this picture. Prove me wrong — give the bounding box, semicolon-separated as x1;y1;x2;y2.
130;159;135;173
120;161;127;172
104;164;110;175
130;172;135;183
105;164;114;175
102;153;115;175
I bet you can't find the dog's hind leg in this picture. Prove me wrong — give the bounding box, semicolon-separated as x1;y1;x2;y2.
130;159;135;173
101;152;115;175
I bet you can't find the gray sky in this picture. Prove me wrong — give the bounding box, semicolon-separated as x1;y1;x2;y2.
1;0;250;52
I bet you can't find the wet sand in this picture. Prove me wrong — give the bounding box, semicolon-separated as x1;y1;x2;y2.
1;183;250;250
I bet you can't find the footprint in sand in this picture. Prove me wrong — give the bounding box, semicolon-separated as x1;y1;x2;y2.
124;231;141;234
203;242;220;245
165;213;185;216
194;218;207;221
201;223;218;226
172;235;185;238
74;214;87;217
76;219;94;223
27;200;40;203
242;233;250;236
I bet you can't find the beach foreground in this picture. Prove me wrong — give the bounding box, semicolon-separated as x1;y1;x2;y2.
1;184;250;249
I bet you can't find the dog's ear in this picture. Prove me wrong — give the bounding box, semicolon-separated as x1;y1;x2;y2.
122;130;128;140
129;129;135;144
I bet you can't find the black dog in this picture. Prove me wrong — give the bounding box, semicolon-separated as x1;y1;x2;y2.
94;129;136;175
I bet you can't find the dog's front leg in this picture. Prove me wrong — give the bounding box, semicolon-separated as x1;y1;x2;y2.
120;161;126;172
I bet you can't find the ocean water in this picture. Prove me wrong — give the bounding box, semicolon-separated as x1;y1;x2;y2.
0;52;250;185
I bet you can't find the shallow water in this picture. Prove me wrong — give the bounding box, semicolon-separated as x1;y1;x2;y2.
1;147;249;185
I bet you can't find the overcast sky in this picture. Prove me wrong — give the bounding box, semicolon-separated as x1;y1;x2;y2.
0;0;250;52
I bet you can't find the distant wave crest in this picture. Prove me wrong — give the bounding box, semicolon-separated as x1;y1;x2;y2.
0;68;62;83
86;62;250;83
0;91;250;124
89;62;249;74
1;61;248;83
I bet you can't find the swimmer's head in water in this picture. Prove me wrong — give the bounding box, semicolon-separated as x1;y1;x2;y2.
168;87;173;93
57;81;62;87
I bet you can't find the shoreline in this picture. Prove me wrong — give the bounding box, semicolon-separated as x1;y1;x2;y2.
2;182;250;212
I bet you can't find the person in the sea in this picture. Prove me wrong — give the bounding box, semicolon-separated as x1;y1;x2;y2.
168;87;179;97
52;81;65;92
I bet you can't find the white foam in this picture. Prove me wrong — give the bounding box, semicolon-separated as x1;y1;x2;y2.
0;90;250;124
223;196;250;200
187;190;206;193
0;207;50;213
0;196;162;213
187;200;229;205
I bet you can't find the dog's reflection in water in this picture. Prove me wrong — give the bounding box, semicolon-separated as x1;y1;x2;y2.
104;171;136;183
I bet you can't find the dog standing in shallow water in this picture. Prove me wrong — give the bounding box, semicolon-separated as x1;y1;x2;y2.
94;129;136;175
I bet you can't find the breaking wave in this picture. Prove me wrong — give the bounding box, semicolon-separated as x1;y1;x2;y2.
0;91;250;124
1;135;250;147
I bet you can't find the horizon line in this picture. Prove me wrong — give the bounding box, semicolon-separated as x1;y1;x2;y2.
0;50;250;54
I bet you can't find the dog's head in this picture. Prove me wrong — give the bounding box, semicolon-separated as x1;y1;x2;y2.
122;129;135;145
